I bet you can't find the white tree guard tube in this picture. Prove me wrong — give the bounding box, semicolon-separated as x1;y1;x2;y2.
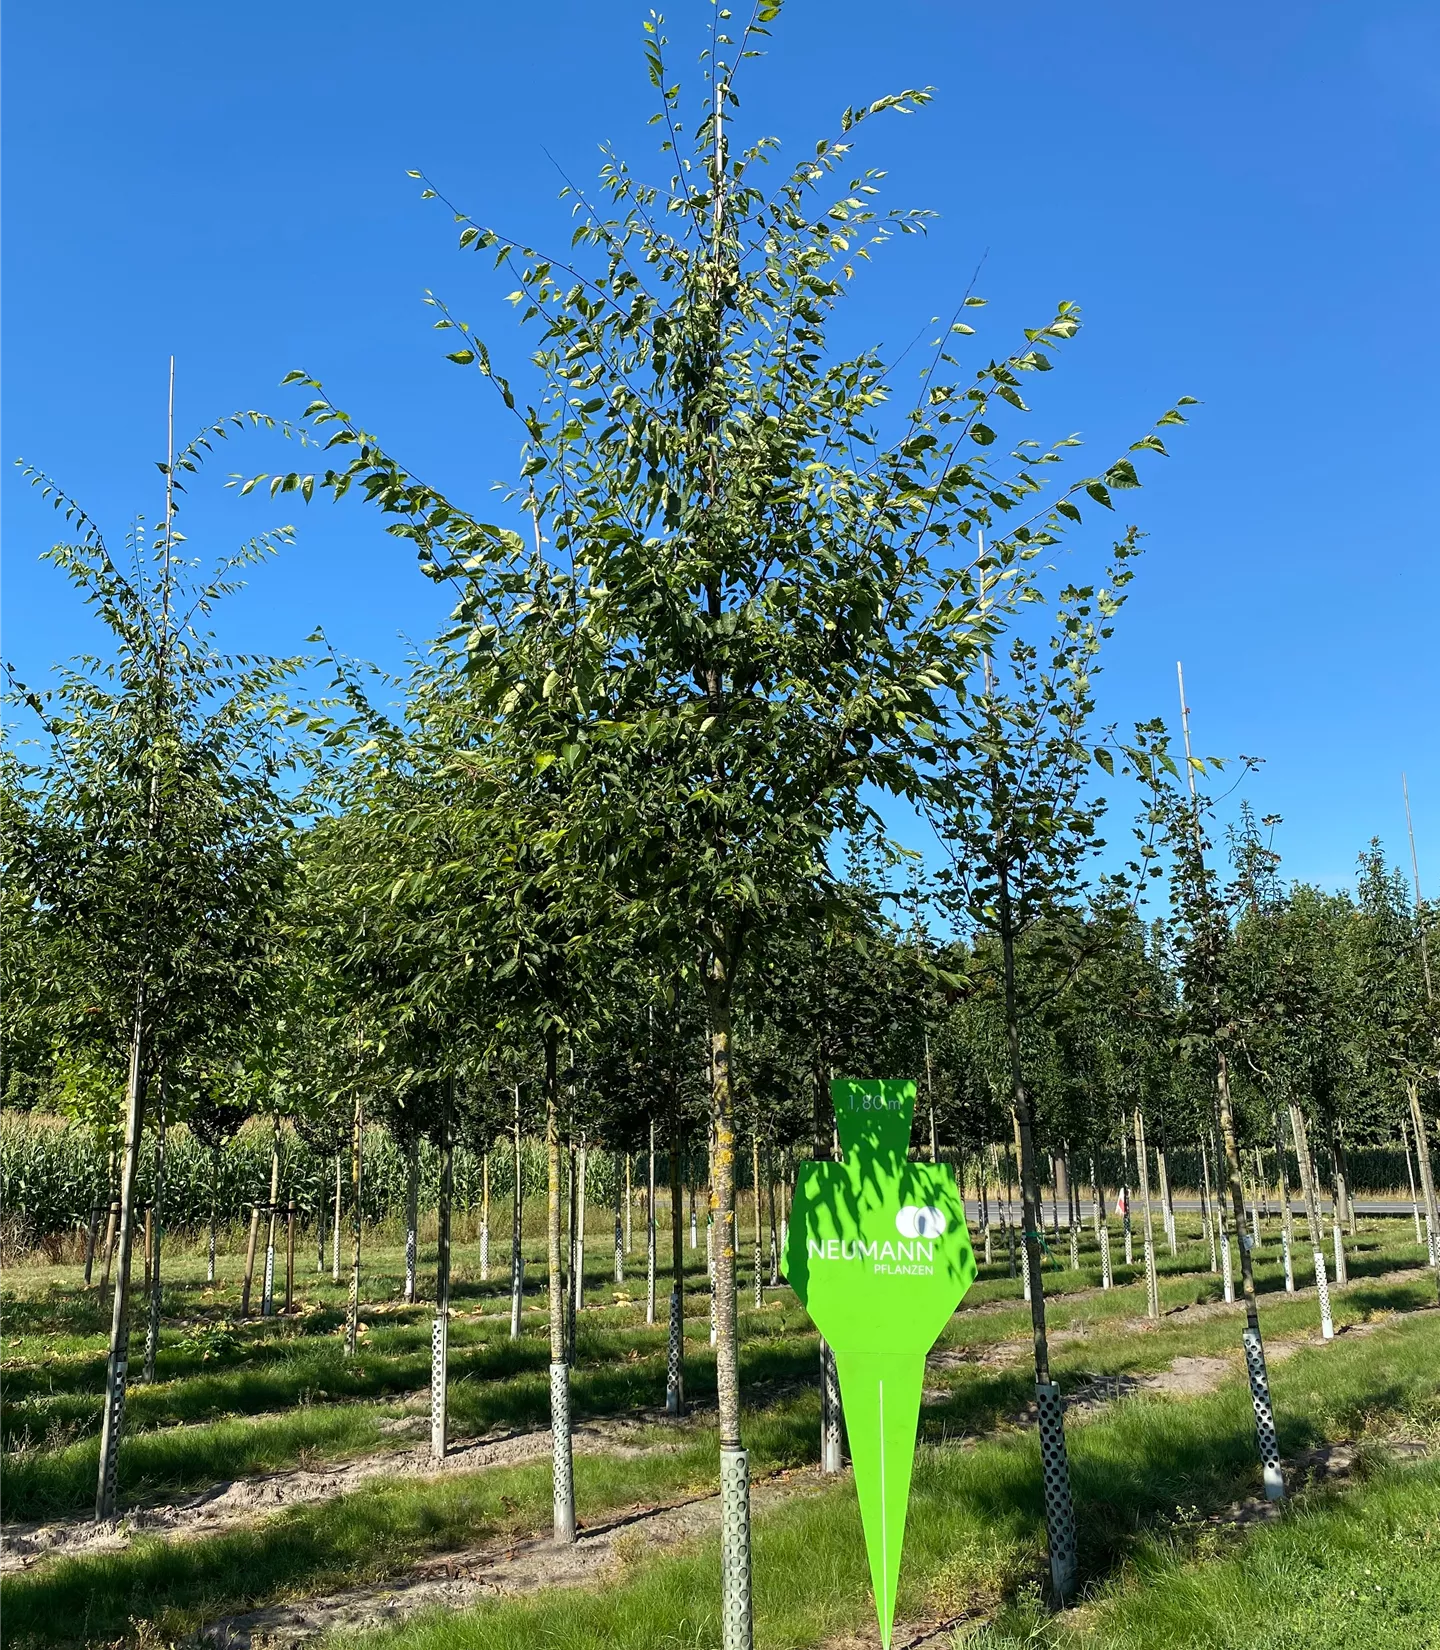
1242;1325;1284;1501
1220;1231;1234;1304
510;1253;523;1340
719;1445;754;1650
614;1214;624;1285
1312;1248;1334;1340
430;1313;449;1460
1035;1381;1077;1603
665;1287;684;1416
479;1220;489;1283
550;1361;576;1543
1099;1222;1113;1290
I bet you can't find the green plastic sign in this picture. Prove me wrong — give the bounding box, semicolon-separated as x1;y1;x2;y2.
782;1079;977;1649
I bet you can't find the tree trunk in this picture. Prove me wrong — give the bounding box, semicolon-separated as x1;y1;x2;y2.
1328;1139;1349;1287
1401;1118;1423;1246
1134;1109;1160;1320
142;1087;167;1383
566;1138;578;1361
511;1087;524;1339
646;1118;657;1326
704;952;752;1636
1272;1112;1296;1293
766;1153;779;1286
1288;1102;1334;1338
1212;1127;1234;1302
285;1199;295;1313
95;984;148;1522
546;1028;576;1543
624;1153;633;1254
1217;1052;1283;1500
1200;1136;1217;1271
1119;1123;1133;1266
998;889;1075;1602
480;1149;490;1282
667;1095;686;1417
751;1131;764;1308
1091;1155;1112;1289
332;1153;342;1283
575;1138;589;1324
211;1144;221;1285
240;1204;261;1318
924;1031;938;1163
262;1118;280;1318
345;1094;363;1356
403;1133;420;1305
431;1084;453;1461
1408;1081;1440;1302
1156;1142;1176;1256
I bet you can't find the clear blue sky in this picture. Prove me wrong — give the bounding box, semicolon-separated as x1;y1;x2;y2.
4;1;1436;895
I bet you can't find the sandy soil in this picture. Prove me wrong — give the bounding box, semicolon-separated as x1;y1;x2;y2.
201;1470;830;1648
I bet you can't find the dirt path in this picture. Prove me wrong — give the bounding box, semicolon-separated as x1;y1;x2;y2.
0;1414;676;1573
201;1470;830;1648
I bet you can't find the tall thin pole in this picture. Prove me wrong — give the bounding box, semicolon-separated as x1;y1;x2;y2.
1403;774;1433;1000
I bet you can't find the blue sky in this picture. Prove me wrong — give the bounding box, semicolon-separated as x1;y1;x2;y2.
4;1;1437;896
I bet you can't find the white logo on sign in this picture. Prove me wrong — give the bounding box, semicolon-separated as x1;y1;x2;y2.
895;1205;946;1239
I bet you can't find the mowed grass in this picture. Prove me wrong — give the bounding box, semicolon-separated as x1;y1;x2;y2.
268;1308;1437;1650
6;1295;1435;1649
976;1457;1440;1648
2;1220;1430;1521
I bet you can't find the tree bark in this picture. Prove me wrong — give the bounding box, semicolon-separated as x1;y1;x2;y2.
431;1084;453;1460
545;1026;576;1542
1408;1081;1440;1302
95;983;148;1521
998;877;1076;1601
345;1094;363;1356
403;1132;420;1304
1288;1101;1334;1338
142;1086;167;1383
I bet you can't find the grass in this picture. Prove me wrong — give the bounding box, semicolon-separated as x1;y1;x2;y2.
253;1308;1435;1650
975;1456;1440;1647
5;1296;1435;1648
0;1397;821;1647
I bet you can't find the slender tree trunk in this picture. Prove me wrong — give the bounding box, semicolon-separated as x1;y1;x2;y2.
285;1198;295;1313
95;984;148;1522
667;1095;686;1417
317;1165;326;1274
751;1130;763;1309
1092;1155;1112;1289
346;1094;363;1356
545;1027;576;1543
1134;1109;1160;1320
332;1153;342;1284
480;1150;490;1282
1272;1112;1296;1293
262;1118;280;1318
704;953;752;1639
84;1203;101;1287
1328;1139;1349;1286
997;893;1075;1602
624;1153;633;1255
1200;1136;1217;1271
1288;1102;1334;1338
431;1085;453;1461
403;1133;420;1305
575;1137;589;1325
1212;1127;1235;1302
240;1204;261;1318
566;1138;578;1361
1119;1123;1133;1266
142;1084;167;1384
1401;1119;1423;1246
1157;1142;1176;1256
924;1030;938;1163
210;1144;221;1285
1217;1051;1283;1500
511;1088;524;1340
1408;1081;1440;1301
766;1154;779;1286
646;1118;657;1326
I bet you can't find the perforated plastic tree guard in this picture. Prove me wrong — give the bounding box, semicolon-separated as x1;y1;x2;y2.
782;1080;977;1649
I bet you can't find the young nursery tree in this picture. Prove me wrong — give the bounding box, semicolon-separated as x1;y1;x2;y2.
246;8;1188;1630
7;405;300;1519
